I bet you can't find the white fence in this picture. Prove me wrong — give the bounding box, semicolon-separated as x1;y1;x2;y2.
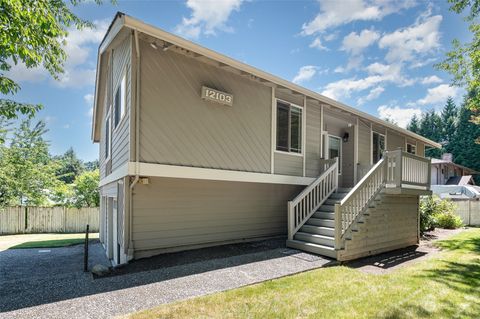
453;200;480;226
0;207;99;235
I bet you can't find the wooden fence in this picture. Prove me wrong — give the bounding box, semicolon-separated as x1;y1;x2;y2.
0;207;99;235
453;200;480;226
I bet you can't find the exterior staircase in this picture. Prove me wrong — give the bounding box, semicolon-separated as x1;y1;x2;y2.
286;188;351;258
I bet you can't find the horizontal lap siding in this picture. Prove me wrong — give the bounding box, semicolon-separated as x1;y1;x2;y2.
111;36;132;171
132;177;302;254
274;152;303;176
140;41;271;173
358;122;371;178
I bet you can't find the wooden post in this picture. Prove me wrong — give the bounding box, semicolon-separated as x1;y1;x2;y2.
335;157;339;192
84;224;90;272
287;201;294;240
395;150;402;188
334;203;341;250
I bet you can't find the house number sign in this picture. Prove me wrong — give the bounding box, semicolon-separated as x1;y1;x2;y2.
201;86;233;106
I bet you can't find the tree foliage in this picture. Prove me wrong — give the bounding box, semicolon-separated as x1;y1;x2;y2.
54;147;85;184
437;0;480;135
72;170;100;208
0;0;109;120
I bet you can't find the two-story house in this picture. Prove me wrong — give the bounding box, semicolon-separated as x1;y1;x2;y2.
92;13;440;265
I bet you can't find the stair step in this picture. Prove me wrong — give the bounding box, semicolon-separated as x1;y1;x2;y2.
325;199;341;205
313;211;334;220
337;188;352;193
302;222;335;236
286;240;337;258
303;218;335;228
319;204;335;212
294;232;334;247
330;192;348;199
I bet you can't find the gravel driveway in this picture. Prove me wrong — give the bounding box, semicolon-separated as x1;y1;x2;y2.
0;238;334;319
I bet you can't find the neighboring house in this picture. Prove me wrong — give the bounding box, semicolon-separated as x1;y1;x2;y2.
431;153;478;186
92;13;440;265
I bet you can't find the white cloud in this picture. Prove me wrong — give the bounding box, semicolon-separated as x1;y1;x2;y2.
322;62;415;100
309;37;328;51
8;20;108;88
175;0;244;39
292;66;319;84
377;105;422;128
378;13;442;63
302;0;417;35
417;84;458;106
84;93;94;117
341;29;380;55
357;86;384;105
324;32;338;41
421;75;443;85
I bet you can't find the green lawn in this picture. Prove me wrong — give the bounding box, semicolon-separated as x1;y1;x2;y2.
8;233;99;249
127;228;480;319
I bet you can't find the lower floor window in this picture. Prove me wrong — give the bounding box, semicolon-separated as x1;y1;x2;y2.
372;132;385;163
406;143;416;154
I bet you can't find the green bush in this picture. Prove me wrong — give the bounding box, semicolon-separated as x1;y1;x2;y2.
420;196;460;234
435;211;463;229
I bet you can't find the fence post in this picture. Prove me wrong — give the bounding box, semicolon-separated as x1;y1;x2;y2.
84;224;90;272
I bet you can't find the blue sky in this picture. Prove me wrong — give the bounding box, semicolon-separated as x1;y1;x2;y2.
6;0;471;161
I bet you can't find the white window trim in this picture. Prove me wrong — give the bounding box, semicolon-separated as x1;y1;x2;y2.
273;98;304;156
371;131;386;164
406;141;417;155
113;70;127;132
326;134;342;175
105;111;112;161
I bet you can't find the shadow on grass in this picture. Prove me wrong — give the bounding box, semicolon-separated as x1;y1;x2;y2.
347;245;427;270
435;236;480;254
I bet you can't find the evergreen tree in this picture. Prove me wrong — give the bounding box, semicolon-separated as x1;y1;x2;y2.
418;110;443;158
441;97;458;152
407;114;420;133
54;147;84;184
451;100;480;178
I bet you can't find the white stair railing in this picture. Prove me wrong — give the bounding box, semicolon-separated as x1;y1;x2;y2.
287;158;338;240
334;158;386;249
334;150;431;249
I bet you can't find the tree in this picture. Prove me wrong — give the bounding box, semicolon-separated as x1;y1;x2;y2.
450;97;480;177
84;159;99;171
54;147;84;184
418;110;443;158
0;0;109;121
72;170;100;208
407;114;420;134
0;120;59;206
437;0;480;137
441;97;458;152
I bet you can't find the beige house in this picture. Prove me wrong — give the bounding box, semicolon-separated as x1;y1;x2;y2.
92;13;440;265
431;154;478;186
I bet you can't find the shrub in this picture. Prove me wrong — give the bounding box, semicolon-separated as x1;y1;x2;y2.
420;195;460;234
436;211;463;229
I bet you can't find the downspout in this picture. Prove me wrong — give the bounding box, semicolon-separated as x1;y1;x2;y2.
128;29;141;257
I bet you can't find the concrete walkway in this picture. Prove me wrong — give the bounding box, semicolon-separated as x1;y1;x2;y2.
0;239;334;319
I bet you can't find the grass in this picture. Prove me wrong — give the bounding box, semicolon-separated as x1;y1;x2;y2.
8;233;99;249
127;228;480;319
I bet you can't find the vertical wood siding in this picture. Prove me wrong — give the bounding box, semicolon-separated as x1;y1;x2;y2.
0;207;99;234
139;40;271;173
132;177;302;256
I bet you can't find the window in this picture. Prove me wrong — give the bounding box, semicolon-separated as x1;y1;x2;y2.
105;115;111;159
372;132;385;164
406;143;416;155
276;101;302;153
328;135;342;174
114;74;126;128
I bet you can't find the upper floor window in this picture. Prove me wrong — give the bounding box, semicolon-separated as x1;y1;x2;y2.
372;131;385;164
276;101;302;154
114;74;126;128
406;143;416;155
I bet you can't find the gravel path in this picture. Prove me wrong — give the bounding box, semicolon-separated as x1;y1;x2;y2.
0;240;334;319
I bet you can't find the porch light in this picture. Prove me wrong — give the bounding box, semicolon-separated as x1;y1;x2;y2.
343;132;349;143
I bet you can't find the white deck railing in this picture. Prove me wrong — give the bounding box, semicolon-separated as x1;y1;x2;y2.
287;158;338;240
334;150;431;249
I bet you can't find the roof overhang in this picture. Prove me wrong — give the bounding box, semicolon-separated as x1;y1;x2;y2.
91;12;442;149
